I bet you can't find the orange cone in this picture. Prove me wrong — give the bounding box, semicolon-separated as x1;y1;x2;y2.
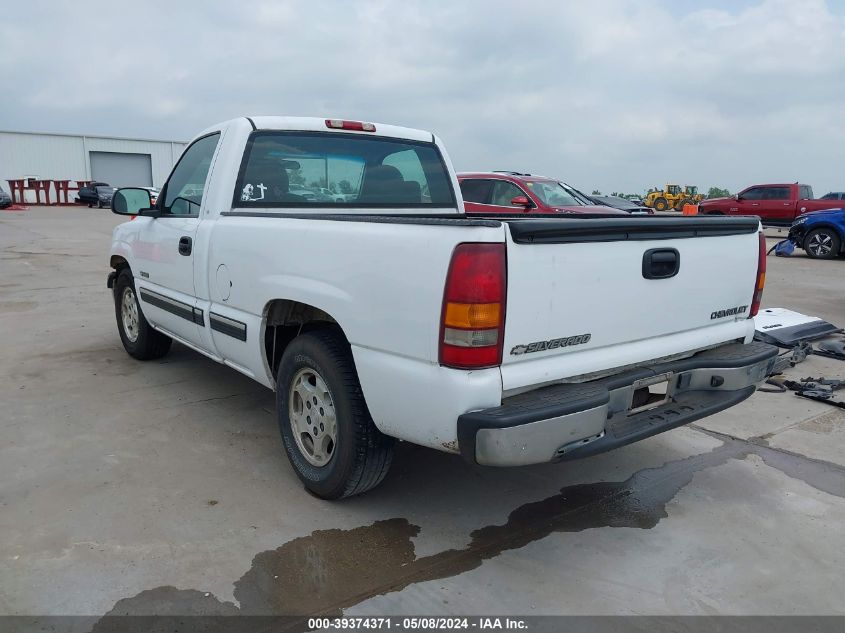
682;204;698;216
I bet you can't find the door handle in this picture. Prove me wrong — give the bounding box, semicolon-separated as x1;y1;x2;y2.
178;236;193;256
642;248;680;280
751;203;760;206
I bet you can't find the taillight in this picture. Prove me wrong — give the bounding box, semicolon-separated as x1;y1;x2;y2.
440;243;506;369
750;231;766;318
325;119;376;132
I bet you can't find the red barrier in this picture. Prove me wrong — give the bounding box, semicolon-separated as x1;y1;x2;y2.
7;179;26;204
54;180;72;205
25;179;53;205
7;179;97;206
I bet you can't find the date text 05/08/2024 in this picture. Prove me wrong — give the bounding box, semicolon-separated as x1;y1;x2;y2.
308;617;529;630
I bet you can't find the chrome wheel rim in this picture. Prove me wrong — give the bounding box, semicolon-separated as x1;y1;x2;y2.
289;368;337;467
808;232;833;257
121;287;140;342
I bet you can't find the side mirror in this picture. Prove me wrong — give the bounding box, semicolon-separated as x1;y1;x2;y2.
511;196;531;207
732;194;740;201
111;188;154;216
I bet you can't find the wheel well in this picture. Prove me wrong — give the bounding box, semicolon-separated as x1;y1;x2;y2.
263;299;344;379
110;255;129;271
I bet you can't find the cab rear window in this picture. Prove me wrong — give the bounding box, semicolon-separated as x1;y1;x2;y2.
235;132;456;208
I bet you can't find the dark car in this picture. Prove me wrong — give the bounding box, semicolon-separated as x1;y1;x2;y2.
0;186;11;209
788;208;845;259
77;182;114;208
458;171;626;215
820;192;845;201
591;195;653;215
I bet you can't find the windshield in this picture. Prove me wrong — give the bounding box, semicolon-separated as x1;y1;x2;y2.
598;196;636;210
95;186;113;194
525;180;588;207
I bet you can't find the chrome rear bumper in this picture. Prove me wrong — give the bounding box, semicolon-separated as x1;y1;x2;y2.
457;342;778;466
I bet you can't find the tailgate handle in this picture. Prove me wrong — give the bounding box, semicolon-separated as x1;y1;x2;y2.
642;248;679;279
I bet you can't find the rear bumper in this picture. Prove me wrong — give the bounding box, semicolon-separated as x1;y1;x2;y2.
457;341;778;466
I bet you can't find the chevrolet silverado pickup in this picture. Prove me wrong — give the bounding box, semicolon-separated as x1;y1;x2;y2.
699;183;841;225
107;116;777;499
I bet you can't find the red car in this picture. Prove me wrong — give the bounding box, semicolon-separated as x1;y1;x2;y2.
458;171;626;215
699;183;841;226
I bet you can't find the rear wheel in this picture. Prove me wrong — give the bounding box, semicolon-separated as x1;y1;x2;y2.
654;197;668;211
113;269;172;359
804;228;841;259
276;329;394;499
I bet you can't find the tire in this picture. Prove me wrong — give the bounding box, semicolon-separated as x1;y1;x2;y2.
654;197;668;211
113;268;172;360
675;198;690;210
804;228;841;259
88;202;94;208
98;201;104;209
276;328;394;499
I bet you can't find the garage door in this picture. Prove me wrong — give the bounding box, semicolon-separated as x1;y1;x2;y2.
89;152;153;188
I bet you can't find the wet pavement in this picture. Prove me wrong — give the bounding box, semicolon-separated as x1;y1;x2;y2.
1;208;844;618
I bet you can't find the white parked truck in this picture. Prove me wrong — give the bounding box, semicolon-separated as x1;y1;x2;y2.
108;116;776;499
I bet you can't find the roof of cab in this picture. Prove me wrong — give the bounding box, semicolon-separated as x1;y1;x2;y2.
457;171;554;182
246;116;435;143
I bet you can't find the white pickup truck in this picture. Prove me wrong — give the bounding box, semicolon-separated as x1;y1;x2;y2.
108;116;777;499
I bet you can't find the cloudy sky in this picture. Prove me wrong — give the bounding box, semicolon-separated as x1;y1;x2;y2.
2;0;843;195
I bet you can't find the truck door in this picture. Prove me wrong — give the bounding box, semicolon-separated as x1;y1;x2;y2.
755;186;793;223
735;186;766;217
132;133;221;347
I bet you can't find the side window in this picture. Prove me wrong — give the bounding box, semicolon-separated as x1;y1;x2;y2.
767;187;790;200
798;186;813;200
491;180;526;206
821;193;835;200
741;187;764;200
459;179;493;204
162;133;220;216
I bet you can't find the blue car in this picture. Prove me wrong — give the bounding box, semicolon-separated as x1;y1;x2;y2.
788;208;845;259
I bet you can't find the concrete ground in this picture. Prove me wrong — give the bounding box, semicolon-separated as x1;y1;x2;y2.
1;208;844;619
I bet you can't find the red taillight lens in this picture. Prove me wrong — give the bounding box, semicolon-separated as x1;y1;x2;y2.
325;119;376;132
440;243;506;369
750;231;766;318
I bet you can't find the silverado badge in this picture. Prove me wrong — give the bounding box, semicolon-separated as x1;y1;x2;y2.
510;333;591;356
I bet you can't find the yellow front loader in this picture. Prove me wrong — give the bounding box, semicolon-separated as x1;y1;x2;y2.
644;185;702;211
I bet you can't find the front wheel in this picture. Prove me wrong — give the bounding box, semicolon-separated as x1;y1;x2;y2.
276;329;394;499
804;228;841;259
113;269;172;359
653;197;668;211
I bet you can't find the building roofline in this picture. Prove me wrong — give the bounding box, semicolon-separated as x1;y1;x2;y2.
0;129;187;145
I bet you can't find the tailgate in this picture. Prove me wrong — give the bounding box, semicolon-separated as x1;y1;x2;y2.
500;216;761;391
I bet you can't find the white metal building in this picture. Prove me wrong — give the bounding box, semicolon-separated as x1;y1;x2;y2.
0;130;187;198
